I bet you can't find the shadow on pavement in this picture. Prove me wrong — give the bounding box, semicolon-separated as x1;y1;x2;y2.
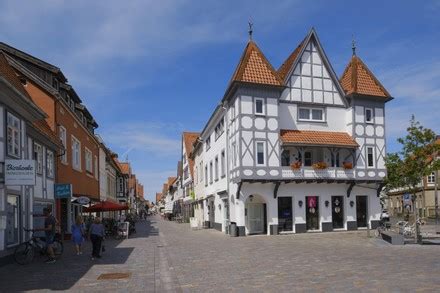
0;218;158;292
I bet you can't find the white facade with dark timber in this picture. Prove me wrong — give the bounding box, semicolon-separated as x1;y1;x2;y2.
191;28;393;236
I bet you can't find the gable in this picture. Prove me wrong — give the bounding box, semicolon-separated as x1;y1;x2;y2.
280;34;346;106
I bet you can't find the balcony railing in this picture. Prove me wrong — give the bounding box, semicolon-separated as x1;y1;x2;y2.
281;167;355;180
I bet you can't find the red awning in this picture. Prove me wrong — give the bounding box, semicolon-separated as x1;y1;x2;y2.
84;200;129;212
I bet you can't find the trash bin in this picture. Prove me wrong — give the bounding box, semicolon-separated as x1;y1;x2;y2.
230;222;237;237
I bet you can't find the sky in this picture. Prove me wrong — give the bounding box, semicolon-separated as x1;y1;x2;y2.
1;1;439;202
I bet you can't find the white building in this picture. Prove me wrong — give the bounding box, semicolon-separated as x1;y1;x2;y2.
191;28;392;236
0;53;60;257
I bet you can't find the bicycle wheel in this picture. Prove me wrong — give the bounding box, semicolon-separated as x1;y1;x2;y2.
14;243;34;265
52;240;64;256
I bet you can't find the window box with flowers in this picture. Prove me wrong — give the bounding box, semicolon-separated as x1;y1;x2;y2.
290;161;302;170
312;162;327;170
343;162;353;169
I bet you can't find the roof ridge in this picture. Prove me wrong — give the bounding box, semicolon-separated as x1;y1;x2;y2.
277;36;308;82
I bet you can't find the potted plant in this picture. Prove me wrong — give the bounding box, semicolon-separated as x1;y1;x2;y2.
312;161;327;170
290;161;302;170
343;161;353;169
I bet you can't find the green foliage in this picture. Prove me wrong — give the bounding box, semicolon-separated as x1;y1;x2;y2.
385;116;440;192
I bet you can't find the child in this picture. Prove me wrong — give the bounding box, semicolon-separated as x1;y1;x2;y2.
72;215;85;255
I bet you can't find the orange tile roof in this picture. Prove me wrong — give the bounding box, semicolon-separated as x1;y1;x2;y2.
280;130;358;148
32;119;63;148
277;37;307;82
155;192;163;203
340;55;391;98
118;162;131;175
183;132;200;179
230;41;282;86
0;52;31;99
167;176;177;186
162;183;168;195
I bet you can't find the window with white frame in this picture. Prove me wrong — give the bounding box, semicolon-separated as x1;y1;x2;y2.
46;150;54;178
256;141;266;165
366;146;375;168
59;126;67;164
215;156;219;181
209;161;213;184
94;155;98;179
71;136;81;170
232;142;237;167
205;164;208;186
215;118;225;140
298;107;325;122
255;98;265;115
6;194;20;246
365;108;374;123
205;136;211;151
7;112;21;158
34;142;43;174
85;148;93;173
427;172;436;184
221;150;225;177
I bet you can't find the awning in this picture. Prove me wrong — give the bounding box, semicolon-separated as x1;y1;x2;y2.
280;129;358;148
83;200;129;212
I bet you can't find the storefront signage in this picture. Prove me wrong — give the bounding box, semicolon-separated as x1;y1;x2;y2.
5;160;36;186
77;196;90;205
403;193;412;204
54;184;72;199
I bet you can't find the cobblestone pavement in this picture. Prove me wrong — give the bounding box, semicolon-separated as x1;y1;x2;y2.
1;216;440;292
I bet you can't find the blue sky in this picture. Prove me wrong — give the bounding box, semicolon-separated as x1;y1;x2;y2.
1;1;439;202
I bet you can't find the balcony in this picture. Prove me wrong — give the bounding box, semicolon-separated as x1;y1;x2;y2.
281;167;355;180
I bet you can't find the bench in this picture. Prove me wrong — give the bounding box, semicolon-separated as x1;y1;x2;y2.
381;231;404;245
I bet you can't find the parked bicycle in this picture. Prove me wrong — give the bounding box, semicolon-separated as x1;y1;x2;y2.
374;220;392;238
14;228;64;265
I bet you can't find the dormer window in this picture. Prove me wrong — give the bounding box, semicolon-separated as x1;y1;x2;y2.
255;98;265;115
365;108;374;123
52;77;59;90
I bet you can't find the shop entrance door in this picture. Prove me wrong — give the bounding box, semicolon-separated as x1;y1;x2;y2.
278;197;292;232
209;200;215;228
223;199;230;234
356;196;368;228
247;203;265;234
331;196;344;229
306;196;319;230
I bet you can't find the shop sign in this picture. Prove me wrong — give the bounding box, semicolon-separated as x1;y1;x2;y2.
403;193;412;204
77;196;90;205
55;184;72;199
5;160;36;186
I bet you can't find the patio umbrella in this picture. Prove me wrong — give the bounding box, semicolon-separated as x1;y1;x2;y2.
84;200;129;212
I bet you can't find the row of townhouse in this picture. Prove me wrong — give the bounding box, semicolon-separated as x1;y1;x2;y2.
0;42;143;259
159;28;393;236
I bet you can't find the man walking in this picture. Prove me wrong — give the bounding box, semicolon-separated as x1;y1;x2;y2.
36;207;57;263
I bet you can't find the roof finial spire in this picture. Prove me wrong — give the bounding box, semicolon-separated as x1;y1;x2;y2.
248;19;253;41
352;35;356;56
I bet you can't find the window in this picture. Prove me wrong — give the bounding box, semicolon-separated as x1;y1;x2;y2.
298;107;325;122
59;126;67;164
298;151;312;167
281;150;290;166
33;143;43;174
47;150;54;178
52;77;59;90
71;136;81;170
7;112;20;158
221;150;226;177
205;164;208;186
230;104;236;122
215;156;219;181
94;155;98;179
209;161;213;184
6;195;20;246
255;98;265;115
365;108;373;123
232;142;237;167
215;118;225;140
85;148;93;173
205;136;211;151
199;162;203;184
331;152;340;167
184;167;189;180
183;154;186;165
427;172;436;184
366;146;375;167
256;141;266;165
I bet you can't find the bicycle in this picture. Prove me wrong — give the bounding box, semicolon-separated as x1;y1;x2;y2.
374;220;391;238
14;228;64;265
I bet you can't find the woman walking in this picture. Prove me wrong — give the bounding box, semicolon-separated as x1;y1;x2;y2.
89;217;105;260
72;216;85;255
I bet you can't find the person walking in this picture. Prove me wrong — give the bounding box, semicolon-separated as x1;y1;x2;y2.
35;207;57;264
89;217;105;260
72;216;85;255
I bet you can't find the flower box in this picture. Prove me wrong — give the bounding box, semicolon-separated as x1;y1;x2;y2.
312;162;327;170
343;162;353;169
290;161;302;170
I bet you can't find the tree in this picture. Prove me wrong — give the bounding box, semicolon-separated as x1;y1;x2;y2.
385;116;440;242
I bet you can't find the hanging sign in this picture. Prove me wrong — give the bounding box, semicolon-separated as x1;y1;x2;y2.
403;193;412;205
77;196;90;205
5;160;36;186
55;184;72;199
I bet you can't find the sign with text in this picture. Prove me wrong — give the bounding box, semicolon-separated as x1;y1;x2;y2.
5;160;36;186
55;184;72;199
403;193;412;204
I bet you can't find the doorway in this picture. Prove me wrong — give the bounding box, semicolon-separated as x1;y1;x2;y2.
331;196;344;229
356;196;368;228
278;197;293;232
245;195;266;234
223;199;230;234
306;196;319;230
208;200;215;228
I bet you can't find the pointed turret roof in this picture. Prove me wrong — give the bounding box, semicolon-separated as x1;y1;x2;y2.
277;37;307;82
340;55;391;99
230;41;282;86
